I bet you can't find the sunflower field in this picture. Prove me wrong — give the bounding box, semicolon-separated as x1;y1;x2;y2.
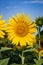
0;14;43;65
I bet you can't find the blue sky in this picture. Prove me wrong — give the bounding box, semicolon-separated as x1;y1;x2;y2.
0;0;43;22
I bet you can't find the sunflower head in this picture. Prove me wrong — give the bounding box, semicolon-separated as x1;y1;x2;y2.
6;13;37;47
0;16;6;38
35;17;43;26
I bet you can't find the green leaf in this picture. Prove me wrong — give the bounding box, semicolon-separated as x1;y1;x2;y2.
0;47;12;52
34;59;43;65
23;48;35;53
11;63;27;65
33;43;39;48
0;58;9;65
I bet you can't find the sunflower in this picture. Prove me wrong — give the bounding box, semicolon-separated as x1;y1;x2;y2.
6;13;37;47
0;16;6;38
35;17;43;26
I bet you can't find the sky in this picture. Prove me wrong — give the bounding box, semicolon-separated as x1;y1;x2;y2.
0;0;43;22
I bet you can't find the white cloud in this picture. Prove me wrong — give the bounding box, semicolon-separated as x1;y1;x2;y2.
23;0;43;4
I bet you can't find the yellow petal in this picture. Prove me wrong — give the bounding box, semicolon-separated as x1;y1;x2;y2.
12;36;19;45
0;31;5;35
0;34;4;38
20;38;26;46
29;22;36;28
0;20;5;24
29;28;37;33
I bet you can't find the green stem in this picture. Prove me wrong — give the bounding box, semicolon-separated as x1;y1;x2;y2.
0;46;2;59
21;51;25;65
38;26;41;60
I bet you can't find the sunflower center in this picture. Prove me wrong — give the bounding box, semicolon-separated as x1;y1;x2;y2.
18;26;24;33
16;24;28;37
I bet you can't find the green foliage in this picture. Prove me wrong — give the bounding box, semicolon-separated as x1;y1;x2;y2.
0;58;9;65
0;47;12;52
36;31;43;39
34;59;43;65
11;63;26;65
33;43;39;48
23;48;35;53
